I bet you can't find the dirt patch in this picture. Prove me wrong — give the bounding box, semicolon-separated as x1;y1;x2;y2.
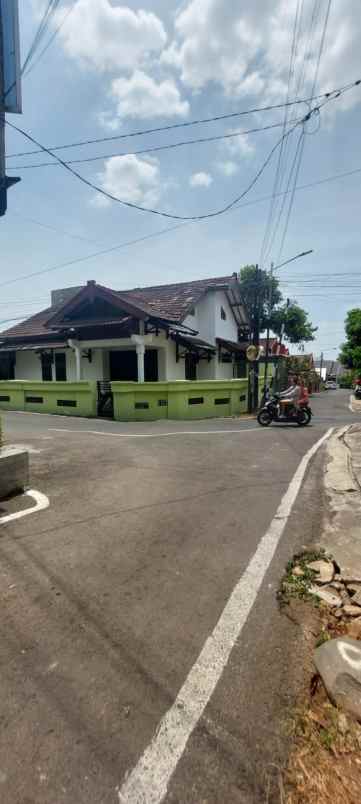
280;601;361;804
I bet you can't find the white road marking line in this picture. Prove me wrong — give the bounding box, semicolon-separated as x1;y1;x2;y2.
349;394;354;413
117;427;333;804
48;427;260;438
0;489;49;525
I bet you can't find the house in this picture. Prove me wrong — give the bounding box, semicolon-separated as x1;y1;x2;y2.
259;337;289;357
0;274;249;388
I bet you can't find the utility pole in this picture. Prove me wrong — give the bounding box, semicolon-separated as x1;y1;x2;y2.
320;351;324;382
0;6;6;216
0;0;21;216
252;264;260;411
263;261;274;390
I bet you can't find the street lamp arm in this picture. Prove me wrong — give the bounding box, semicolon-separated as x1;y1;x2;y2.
274;249;313;271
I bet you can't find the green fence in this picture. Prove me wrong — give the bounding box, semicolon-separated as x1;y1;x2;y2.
0;381;97;417
112;379;249;421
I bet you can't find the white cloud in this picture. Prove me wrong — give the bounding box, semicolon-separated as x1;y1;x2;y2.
189;171;213;188
216;161;238;177
161;0;361;112
59;0;167;72
111;70;189;120
93;154;161;209
223;132;255;160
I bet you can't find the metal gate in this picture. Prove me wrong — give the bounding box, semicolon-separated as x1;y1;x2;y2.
97;381;114;418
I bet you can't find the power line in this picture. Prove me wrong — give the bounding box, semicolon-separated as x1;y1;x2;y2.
7;85;355;223
261;0;322;265
10;210;107;246
6;116;302;221
22;0;62;75
311;0;332;95
6;81;355;159
6;118;300;170
23;3;77;79
259;0;302;267
0;159;360;290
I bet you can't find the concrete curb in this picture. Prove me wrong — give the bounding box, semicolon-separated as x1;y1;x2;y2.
321;425;361;579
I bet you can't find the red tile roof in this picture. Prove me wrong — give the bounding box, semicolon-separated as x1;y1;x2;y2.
0;275;234;341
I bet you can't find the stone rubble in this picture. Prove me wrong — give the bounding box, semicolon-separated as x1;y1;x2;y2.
304;557;361;619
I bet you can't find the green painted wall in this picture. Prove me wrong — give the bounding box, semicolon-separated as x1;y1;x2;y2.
111;379;249;421
0;381;97;417
0;379;250;421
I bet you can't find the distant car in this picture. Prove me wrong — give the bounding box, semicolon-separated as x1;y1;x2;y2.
325;380;337;390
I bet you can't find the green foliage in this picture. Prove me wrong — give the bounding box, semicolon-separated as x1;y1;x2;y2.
270;303;317;343
239;265;316;346
338;373;353;388
339;309;361;371
238;264;282;332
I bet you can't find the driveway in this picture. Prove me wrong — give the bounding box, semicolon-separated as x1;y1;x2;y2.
0;390;357;803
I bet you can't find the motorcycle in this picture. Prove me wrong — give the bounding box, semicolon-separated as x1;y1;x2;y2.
257;390;310;427
355;385;361;400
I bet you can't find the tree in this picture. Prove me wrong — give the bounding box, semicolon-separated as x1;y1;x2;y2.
339;309;361;372
238;265;282;334
270;302;317;344
238;265;317;345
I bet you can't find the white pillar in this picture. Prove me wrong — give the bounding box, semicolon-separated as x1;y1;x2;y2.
131;334;146;383
68;339;82;381
136;343;145;383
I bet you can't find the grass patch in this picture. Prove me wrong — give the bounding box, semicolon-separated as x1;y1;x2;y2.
277;549;334;607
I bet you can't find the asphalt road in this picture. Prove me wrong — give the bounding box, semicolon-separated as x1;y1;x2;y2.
0;390;357;804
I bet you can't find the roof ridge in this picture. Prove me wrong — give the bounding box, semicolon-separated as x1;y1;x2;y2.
119;275;232;294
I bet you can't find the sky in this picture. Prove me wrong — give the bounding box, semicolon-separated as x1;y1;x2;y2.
1;0;361;361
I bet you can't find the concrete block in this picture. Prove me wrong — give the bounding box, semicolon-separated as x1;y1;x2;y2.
0;448;29;499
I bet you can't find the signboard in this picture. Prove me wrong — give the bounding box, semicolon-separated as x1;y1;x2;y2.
1;0;22;113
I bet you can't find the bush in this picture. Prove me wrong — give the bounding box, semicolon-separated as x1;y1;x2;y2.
338;374;353;388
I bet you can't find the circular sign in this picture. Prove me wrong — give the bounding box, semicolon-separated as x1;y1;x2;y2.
246;345;260;361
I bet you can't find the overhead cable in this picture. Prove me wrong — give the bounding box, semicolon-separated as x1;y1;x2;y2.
7;118;300;170
5;81;356;159
0;160;360;289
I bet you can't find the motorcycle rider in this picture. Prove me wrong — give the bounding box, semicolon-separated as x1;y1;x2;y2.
279;375;301;416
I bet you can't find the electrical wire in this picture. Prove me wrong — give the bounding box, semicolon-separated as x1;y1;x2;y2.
261;0;322;264
7;85;355;223
311;0;332;95
6;116;303;221
0;158;360;290
274;2;334;264
7;118;299;170
22;0;62;75
23;3;77;78
259;0;303;267
10;210;107;246
6;81;355;159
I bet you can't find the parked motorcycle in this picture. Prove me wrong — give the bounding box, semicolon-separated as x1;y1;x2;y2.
355;385;361;400
257;391;310;427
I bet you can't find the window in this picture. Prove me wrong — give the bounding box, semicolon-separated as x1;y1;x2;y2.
214;398;230;405
188;397;204;405
135;402;149;409
55;352;67;382
41;353;53;382
220;306;227;321
26;396;43;404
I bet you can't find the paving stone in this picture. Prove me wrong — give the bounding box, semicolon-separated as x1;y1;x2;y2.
309;585;342;607
307;560;334;584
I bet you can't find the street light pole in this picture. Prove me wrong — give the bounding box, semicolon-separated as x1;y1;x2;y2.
263;248;313;393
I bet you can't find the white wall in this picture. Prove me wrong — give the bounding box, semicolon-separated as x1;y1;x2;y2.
213;290;239;341
183;289;238;345
15;351;42;380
